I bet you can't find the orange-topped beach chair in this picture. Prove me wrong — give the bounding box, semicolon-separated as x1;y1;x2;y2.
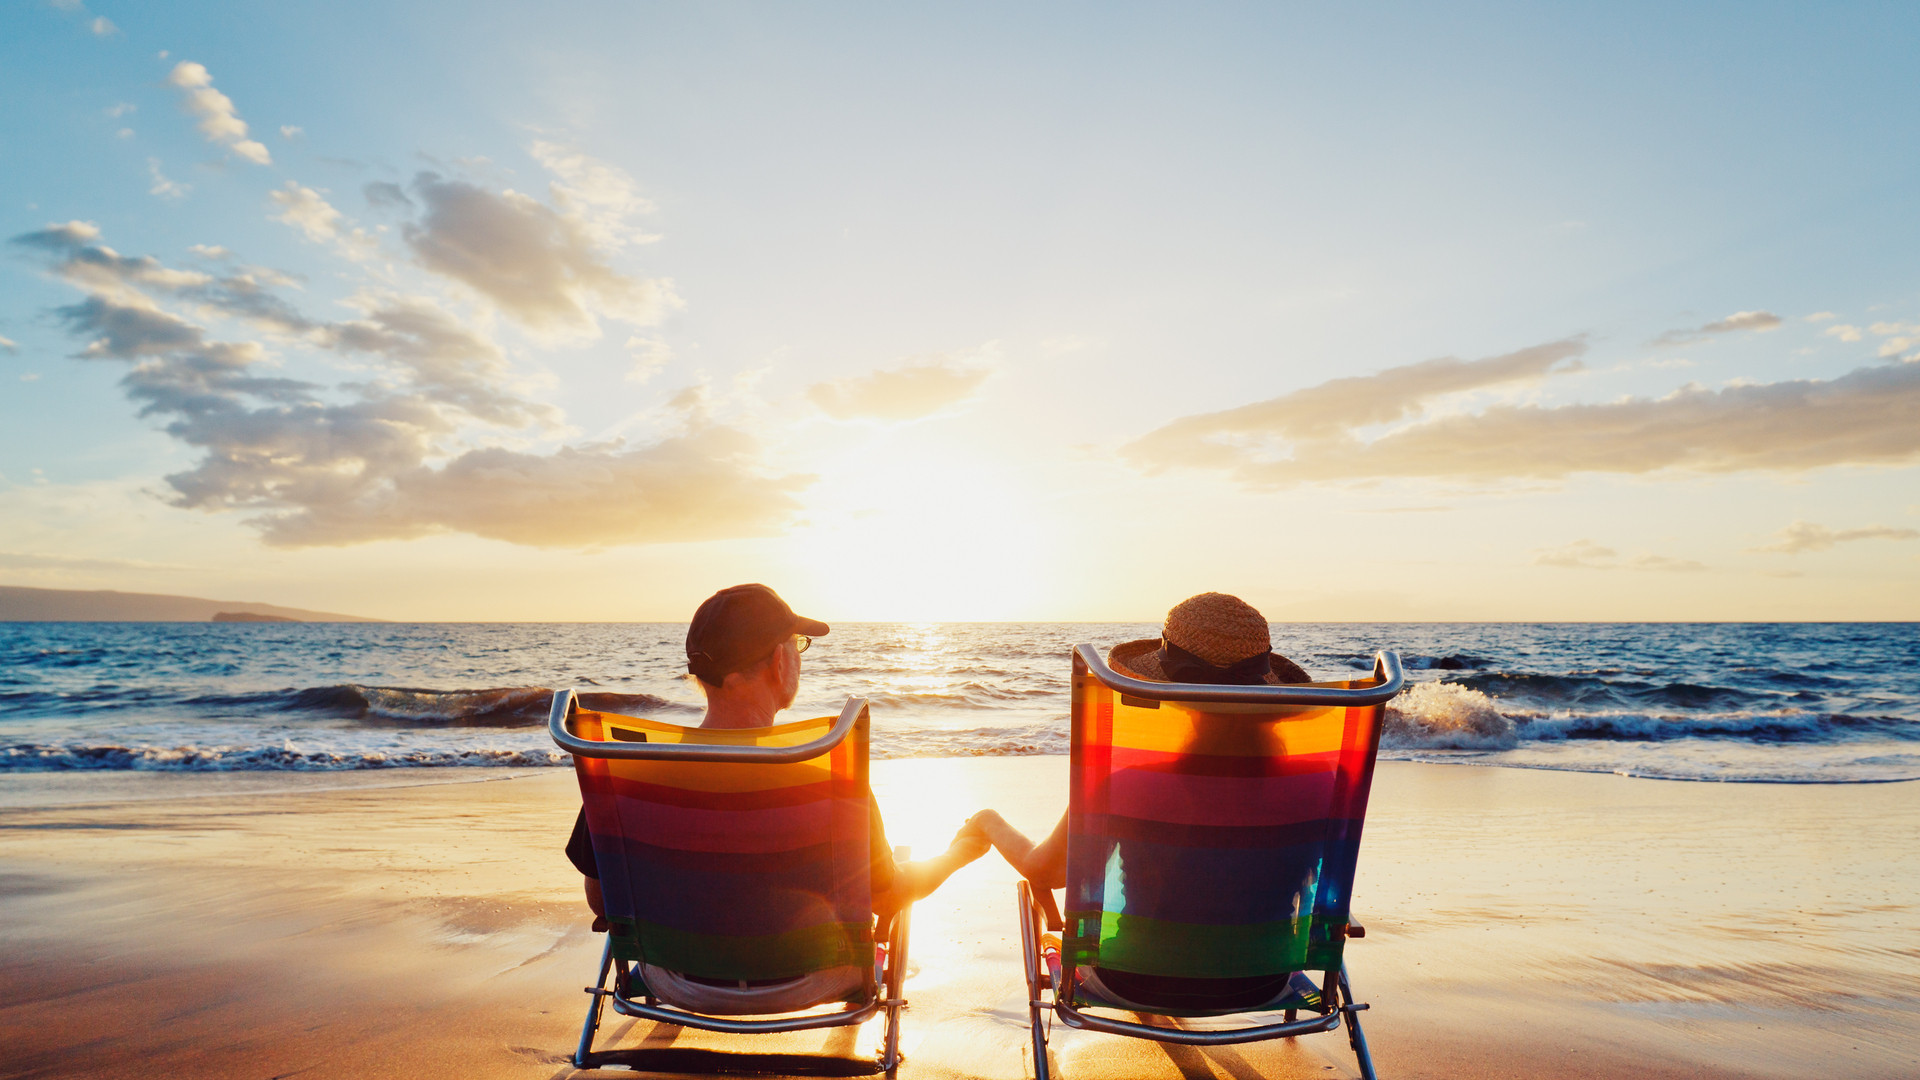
550;691;912;1076
1015;646;1403;1080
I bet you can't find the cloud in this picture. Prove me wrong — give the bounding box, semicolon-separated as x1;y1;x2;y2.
1747;520;1920;554
269;182;343;242
363;181;412;211
1805;312;1837;322
257;427;811;548
270;182;378;260
1629;553;1708;572
90;15;116;35
403;171;677;334
528;141;658;249
808;358;993;421
1532;540;1705;572
280;125;303;139
1864;322;1917;359
1824;324;1863;343
188;244;230;259
166;61;271;165
1122;336;1920;487
625;336;672;383
0;551;192;572
147;158;189;200
1532;539;1615;569
0;335;17;353
1653;310;1784;347
10;223;804;549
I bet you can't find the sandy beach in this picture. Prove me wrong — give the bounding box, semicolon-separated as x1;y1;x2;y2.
1;759;1914;1079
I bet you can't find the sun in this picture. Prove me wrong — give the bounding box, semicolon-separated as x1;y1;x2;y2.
787;451;1060;622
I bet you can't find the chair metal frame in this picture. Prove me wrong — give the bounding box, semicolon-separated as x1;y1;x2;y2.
1016;646;1404;1080
553;691;912;1076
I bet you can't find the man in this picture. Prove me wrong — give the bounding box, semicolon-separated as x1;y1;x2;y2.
567;583;986;933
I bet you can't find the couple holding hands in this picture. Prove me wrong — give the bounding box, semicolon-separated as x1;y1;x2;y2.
567;583;1313;932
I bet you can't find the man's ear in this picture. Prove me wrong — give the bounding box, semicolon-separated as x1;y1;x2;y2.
766;640;796;684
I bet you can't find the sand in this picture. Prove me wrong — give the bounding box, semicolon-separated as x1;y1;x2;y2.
1;759;1914;1079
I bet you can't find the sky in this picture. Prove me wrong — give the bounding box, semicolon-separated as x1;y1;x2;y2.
2;1;1918;622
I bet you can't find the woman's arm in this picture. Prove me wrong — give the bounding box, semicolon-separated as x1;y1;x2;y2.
968;809;1068;890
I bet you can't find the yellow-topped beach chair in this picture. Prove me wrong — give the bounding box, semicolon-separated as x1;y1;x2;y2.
1015;646;1403;1080
550;691;912;1077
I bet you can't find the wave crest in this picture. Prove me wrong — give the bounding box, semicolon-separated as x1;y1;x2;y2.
1384;683;1517;749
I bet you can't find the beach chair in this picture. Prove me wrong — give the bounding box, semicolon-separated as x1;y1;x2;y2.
550;691;912;1077
1015;646;1404;1080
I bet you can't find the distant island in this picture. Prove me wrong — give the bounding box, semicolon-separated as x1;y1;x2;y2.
0;586;382;622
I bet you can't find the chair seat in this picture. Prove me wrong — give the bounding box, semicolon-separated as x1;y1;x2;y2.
631;963;869;1016
1049;950;1324;1017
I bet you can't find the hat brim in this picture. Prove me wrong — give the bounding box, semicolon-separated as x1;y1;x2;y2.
1107;638;1309;686
794;615;830;637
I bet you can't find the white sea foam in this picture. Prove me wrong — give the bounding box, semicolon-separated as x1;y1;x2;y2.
1382;683;1517;749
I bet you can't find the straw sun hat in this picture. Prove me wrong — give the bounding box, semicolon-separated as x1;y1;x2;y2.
1109;592;1311;685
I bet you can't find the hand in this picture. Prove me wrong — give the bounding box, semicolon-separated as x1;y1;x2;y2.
592;914;609;933
948;822;991;863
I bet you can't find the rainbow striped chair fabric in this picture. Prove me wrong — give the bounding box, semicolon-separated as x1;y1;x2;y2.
552;693;911;1077
1016;645;1403;1080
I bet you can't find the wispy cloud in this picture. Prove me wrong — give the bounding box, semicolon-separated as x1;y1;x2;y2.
807;357;992;421
166;61;271;165
0;335;18;353
1824;324;1863;343
0;551;194;571
363;181;413;211
1653;310;1783;347
1121;337;1920;487
1747;520;1920;554
1532;539;1706;572
269;181;377;259
146;158;189;201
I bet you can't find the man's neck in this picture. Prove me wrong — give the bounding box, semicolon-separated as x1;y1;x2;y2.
700;696;780;729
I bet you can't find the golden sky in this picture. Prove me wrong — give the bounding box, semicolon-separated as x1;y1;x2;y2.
3;4;1917;621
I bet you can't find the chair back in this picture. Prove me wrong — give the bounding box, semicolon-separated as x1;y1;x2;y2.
1062;646;1400;980
565;698;876;982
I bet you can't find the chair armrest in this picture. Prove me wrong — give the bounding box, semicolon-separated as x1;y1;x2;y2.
1342;920;1366;939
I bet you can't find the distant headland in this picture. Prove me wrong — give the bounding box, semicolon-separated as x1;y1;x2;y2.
0;585;382;623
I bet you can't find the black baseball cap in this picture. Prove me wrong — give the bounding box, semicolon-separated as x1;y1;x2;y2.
686;584;830;685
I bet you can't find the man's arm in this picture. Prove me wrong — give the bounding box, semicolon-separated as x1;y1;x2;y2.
869;805;991;918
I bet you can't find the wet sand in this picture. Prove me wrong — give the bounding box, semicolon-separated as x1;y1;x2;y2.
1;759;1914;1079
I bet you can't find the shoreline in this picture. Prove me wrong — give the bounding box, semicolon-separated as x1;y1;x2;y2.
2;760;1915;1078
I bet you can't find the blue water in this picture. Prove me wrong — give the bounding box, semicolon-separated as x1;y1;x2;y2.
2;622;1916;782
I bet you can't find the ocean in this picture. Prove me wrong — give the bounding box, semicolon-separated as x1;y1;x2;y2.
2;621;1915;783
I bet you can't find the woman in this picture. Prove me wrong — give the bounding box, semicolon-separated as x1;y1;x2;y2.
962;591;1314;1011
966;591;1311;886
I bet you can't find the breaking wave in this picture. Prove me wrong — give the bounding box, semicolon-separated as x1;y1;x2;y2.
4;620;1917;781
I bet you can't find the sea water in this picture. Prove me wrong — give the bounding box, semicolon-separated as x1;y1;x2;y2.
2;622;1915;782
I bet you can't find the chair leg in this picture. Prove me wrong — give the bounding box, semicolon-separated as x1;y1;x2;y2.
1016;881;1051;1080
1338;964;1378;1080
882;903;911;1077
574;934;614;1068
882;846;913;1079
